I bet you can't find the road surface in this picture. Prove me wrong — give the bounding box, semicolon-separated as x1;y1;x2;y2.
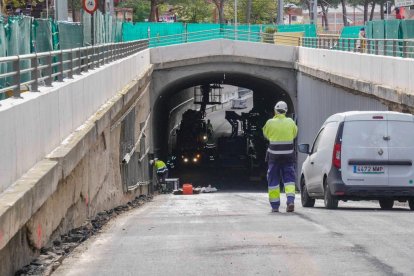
54;192;412;276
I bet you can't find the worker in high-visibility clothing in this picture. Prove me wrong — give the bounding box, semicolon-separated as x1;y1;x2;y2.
262;101;298;213
150;158;169;184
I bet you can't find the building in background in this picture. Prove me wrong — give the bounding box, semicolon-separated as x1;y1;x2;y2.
115;7;133;21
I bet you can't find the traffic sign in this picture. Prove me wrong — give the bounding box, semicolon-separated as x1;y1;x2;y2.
395;0;414;7
83;0;98;14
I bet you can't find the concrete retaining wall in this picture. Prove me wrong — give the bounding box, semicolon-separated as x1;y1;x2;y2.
0;51;153;275
0;50;151;193
298;47;414;102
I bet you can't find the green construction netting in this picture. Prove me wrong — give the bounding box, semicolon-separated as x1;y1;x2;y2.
277;24;317;37
340;25;363;38
58;22;83;49
0;17;6;100
187;23;221;43
82;11;92;46
123;22;184;46
221;24;263;42
148;23;184;47
32;19;53;52
94;11;105;44
400;20;414;58
384;20;401;56
6;16;32;86
334;25;364;51
114;20;123;42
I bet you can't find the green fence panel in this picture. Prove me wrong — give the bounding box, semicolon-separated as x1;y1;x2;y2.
400;19;414;58
371;20;385;54
186;23;221;43
384;20;401;56
6;16;32;85
94;11;105;44
366;21;373;39
51;20;59;50
148;23;184;47
123;22;184;47
335;25;364;51
104;14;113;43
122;22;148;42
32;19;53;52
58;22;83;49
114;20;123;42
277;24;317;37
0;18;6;100
82;11;92;46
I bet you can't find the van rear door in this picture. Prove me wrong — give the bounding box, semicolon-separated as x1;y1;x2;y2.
341;114;389;186
387;114;414;187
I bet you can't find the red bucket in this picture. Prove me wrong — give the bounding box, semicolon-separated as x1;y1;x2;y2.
183;184;193;195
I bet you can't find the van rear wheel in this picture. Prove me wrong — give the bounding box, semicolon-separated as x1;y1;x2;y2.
379;199;394;210
301;178;315;207
324;180;338;209
408;199;414;210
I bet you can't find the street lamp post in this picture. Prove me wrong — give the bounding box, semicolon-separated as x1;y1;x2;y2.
277;0;284;25
234;0;238;40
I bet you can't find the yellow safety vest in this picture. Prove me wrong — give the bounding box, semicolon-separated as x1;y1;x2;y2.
262;114;298;156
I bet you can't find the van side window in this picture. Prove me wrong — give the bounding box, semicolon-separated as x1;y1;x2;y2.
311;128;325;154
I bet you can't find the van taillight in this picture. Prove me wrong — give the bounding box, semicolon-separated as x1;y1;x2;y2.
332;143;341;169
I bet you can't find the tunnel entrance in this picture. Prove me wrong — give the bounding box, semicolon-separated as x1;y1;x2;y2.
153;72;295;191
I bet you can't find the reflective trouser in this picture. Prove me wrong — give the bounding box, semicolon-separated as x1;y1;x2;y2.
267;161;296;209
156;168;168;183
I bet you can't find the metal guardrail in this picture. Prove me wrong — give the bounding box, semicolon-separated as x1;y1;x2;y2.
0;39;149;104
149;28;414;58
1;30;414;105
301;37;414;58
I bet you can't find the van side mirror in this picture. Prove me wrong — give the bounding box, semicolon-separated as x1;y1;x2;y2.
298;144;310;154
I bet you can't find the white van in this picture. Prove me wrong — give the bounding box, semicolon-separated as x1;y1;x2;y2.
298;111;414;210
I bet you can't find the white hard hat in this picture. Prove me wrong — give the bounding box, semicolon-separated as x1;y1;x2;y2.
274;101;288;114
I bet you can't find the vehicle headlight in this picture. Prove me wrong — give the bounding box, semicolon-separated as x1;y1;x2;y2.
184;158;189;163
203;136;207;140
193;158;198;163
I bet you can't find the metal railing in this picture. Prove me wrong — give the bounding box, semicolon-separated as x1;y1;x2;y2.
0;39;149;103
1;29;414;104
301;37;414;58
148;28;414;59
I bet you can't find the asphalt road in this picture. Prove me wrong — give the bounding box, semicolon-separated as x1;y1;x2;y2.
54;192;413;276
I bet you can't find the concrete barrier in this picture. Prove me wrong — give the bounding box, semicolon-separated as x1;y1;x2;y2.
0;56;153;276
0;49;151;193
298;47;414;95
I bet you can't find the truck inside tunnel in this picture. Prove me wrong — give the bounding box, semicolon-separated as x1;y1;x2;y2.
152;72;295;191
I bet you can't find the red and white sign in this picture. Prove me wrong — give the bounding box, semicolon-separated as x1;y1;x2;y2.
83;0;98;14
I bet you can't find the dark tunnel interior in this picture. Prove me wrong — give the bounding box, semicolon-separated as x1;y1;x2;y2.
152;72;294;191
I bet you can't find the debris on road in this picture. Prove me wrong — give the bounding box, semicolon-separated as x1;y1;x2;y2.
200;185;218;193
173;185;217;195
15;195;152;276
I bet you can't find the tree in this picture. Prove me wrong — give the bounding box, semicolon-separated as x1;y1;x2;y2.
341;0;349;26
118;0;151;22
173;0;214;22
211;0;226;23
246;0;252;23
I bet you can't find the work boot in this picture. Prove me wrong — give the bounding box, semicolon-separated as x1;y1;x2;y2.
286;203;295;212
271;208;279;213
